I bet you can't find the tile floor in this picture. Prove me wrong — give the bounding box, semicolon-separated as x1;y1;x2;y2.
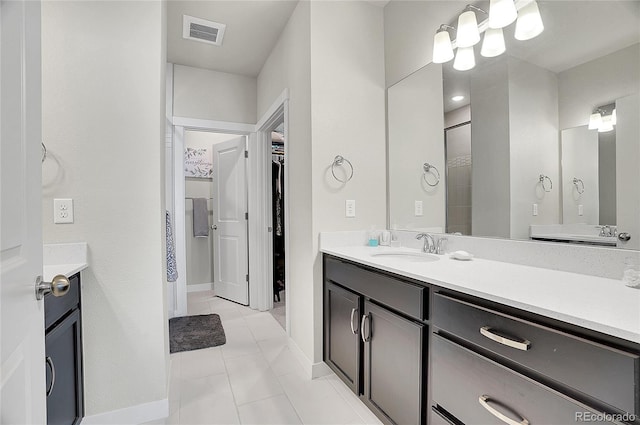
270;290;286;330
164;290;382;425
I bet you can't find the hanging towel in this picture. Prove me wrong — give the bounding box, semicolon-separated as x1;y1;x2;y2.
192;198;210;238
166;211;178;283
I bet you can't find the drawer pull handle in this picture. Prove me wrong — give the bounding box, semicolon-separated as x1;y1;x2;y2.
480;326;530;351
479;395;529;425
350;308;358;335
46;356;56;397
361;314;371;343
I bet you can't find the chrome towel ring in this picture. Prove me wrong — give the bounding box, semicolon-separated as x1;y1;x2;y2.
539;174;552;192
573;177;585;194
41;142;47;163
331;155;354;183
422;163;440;187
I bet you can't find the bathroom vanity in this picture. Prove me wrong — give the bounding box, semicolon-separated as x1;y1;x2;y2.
322;246;640;425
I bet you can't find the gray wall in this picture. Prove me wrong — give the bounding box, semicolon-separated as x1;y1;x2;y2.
598;131;617;225
561;126;599;225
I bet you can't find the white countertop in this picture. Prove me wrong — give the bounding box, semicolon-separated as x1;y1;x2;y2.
321;245;640;344
43;242;88;282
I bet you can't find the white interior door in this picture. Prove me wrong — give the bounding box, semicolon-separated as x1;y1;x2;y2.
1;0;47;423
212;136;249;305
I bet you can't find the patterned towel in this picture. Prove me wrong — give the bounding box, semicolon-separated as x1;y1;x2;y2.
166;211;178;283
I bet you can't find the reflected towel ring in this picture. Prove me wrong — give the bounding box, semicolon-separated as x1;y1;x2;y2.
41;142;47;163
573;177;585;194
422;163;440;187
539;174;552;192
331;155;354;183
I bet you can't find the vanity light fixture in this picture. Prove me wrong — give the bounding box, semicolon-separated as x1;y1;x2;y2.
481;27;506;57
489;0;518;29
514;0;544;41
599;115;614;133
611;108;617;125
454;46;476;71
432;25;455;64
431;0;543;70
588;112;602;130
457;6;484;48
588;104;616;132
451;95;465;102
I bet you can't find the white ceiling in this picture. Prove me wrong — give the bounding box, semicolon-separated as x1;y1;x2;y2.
167;0;299;77
443;0;640;112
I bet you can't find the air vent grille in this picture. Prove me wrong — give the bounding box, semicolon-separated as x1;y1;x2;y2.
183;15;226;46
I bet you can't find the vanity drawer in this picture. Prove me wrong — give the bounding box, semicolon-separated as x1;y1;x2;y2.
45;273;80;331
432;335;616;425
324;256;426;320
433;292;639;416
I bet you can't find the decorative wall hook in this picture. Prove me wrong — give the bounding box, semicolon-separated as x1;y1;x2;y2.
331;155;354;183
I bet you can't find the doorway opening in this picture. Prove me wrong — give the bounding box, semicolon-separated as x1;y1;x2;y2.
270;121;285;329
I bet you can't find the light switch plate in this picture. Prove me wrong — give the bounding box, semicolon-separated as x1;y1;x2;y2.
532;203;538;216
415;200;423;217
54;198;74;224
345;200;356;218
578;204;584;216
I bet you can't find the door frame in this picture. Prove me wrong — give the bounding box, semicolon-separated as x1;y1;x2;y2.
170;118;253;316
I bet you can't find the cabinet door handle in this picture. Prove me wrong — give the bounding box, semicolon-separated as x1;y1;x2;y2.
361;314;371;343
480;326;530;351
350;308;358;335
46;356;56;397
479;395;529;425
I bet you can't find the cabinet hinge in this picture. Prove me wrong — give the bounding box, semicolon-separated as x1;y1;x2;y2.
246;274;249;282
245;212;248;220
245;150;248;158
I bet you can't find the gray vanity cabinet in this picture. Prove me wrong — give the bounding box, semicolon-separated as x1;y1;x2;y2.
362;300;423;425
324;281;362;394
45;273;84;425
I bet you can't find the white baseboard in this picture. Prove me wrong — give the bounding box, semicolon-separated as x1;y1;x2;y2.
186;283;213;293
82;398;169;425
287;337;332;380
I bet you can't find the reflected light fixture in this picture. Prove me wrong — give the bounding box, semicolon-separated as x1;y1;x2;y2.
481;27;506;57
489;0;517;29
599;115;614;133
588;112;602;130
452;95;465;102
456;7;481;48
611;108;617;125
515;0;544;41
432;25;455;64
454;46;476;71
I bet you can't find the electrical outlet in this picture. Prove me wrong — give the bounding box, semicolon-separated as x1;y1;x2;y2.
345;200;356;218
54;198;74;224
578;204;584;216
532;203;538;216
415;200;423;217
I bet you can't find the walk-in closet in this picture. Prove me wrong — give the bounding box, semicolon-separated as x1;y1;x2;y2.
271;123;286;329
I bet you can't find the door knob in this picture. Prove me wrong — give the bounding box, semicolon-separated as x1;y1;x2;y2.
211;225;218;230
618;232;631;242
35;274;70;300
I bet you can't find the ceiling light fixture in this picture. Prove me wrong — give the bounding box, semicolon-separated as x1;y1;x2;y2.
432;25;455;64
489;0;518;29
454;46;476;71
452;95;465;102
456;6;483;48
481;27;506;57
514;0;544;41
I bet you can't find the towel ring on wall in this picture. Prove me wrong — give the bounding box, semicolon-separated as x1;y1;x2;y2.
41;142;47;163
422;163;440;187
573;177;585;194
331;155;354;183
539;174;552;192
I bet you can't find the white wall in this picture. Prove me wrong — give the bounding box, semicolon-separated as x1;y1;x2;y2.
388;64;446;231
558;43;640;129
41;0;168;416
508;57;560;239
310;1;387;361
183;131;241;287
561;126;599;225
173;64;257;124
257;1;314;361
598;130;617;225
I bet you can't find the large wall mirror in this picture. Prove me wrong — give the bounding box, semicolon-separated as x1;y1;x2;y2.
387;0;640;250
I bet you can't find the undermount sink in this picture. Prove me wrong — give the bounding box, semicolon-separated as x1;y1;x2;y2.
370;251;439;262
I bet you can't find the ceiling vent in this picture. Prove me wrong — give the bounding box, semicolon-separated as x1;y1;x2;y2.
183;15;226;46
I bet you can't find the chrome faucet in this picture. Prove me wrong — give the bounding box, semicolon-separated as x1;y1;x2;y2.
416;233;436;254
